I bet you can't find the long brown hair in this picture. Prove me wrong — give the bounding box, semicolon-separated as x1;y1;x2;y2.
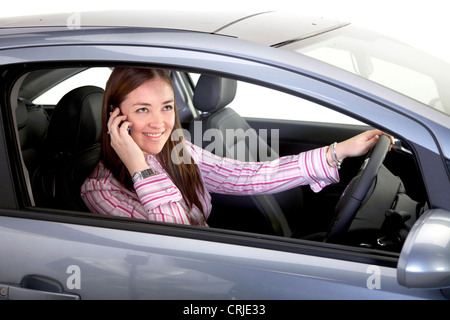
101;67;205;214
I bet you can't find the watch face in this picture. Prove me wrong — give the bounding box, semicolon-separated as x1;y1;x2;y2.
133;172;141;179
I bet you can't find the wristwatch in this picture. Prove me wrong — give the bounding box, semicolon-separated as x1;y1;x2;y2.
132;168;156;183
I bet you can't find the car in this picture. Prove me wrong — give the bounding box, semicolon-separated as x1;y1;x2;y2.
0;10;449;301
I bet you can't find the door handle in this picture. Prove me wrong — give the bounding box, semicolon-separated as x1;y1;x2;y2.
0;275;80;300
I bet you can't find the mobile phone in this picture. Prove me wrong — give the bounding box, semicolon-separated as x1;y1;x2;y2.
113;107;131;135
120;119;131;135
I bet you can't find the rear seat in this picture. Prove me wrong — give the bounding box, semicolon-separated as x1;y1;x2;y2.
16;99;49;177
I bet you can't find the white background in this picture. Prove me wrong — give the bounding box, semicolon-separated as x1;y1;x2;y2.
1;0;449;63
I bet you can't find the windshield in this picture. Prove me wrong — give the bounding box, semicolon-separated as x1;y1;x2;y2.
282;25;450;116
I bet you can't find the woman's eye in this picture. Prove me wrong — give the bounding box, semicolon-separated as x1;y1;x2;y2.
163;105;174;111
137;107;148;113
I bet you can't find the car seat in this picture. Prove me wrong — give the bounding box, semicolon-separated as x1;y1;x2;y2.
32;86;104;211
189;74;303;237
16;99;49;177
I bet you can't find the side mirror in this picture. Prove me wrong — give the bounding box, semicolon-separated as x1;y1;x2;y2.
397;209;450;288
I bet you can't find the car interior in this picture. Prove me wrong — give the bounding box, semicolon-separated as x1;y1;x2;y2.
12;65;429;253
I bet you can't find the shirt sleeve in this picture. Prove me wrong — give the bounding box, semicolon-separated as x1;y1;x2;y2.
80;160;186;223
133;173;184;222
187;141;339;194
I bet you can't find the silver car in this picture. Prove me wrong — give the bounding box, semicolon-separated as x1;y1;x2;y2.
0;10;449;301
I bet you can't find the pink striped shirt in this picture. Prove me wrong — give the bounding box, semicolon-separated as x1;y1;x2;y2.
80;141;339;226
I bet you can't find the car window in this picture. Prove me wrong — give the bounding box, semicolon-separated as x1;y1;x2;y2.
303;47;441;111
287;26;450;115
33;67;112;105
189;73;366;125
11;66;427;259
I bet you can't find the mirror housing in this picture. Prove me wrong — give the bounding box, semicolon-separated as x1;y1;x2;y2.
398;209;450;288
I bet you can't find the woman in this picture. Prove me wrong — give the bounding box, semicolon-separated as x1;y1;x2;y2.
81;67;391;227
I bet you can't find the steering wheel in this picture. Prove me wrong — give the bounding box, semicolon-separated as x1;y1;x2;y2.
325;134;392;242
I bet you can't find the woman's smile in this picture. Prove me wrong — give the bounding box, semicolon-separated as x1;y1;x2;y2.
143;131;165;139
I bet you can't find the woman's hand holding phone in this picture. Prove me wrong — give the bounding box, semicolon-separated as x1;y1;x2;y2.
107;108;149;176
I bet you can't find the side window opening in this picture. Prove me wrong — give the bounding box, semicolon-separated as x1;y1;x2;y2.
11;66;428;256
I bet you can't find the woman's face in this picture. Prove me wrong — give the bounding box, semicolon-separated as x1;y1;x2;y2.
119;77;175;156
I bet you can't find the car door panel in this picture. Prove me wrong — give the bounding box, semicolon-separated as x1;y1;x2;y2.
0;214;445;300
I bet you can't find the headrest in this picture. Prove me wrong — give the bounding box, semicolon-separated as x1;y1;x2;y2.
46;86;104;154
193;75;237;113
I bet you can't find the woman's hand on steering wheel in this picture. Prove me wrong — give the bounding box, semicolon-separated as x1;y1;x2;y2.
333;129;394;164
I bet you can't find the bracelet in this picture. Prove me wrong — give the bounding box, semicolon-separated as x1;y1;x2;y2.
330;142;341;169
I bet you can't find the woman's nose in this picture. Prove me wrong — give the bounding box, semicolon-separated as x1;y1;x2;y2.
148;112;164;127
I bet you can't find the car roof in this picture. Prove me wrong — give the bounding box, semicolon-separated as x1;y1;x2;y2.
0;10;348;47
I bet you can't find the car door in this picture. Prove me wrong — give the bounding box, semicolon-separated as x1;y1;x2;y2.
0;27;449;300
